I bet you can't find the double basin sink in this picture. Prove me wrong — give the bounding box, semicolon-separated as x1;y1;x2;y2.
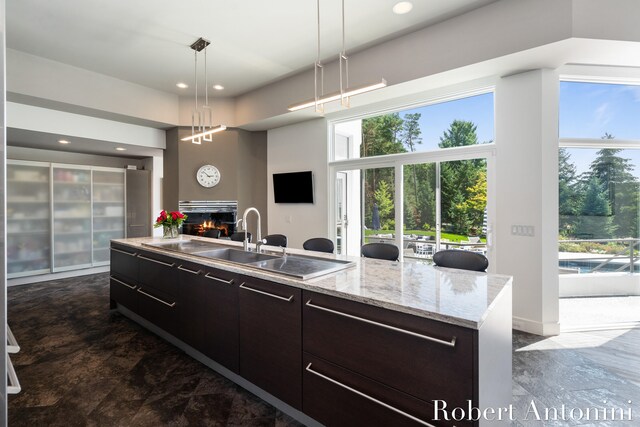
143;239;354;280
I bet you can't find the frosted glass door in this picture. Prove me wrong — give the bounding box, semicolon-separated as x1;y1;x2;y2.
92;170;125;264
52;167;92;270
6;162;51;277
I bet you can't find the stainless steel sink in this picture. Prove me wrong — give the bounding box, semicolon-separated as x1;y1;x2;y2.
194;248;280;264
143;239;355;279
143;240;227;253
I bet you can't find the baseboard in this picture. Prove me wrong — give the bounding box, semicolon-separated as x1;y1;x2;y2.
7;266;110;287
512;316;560;336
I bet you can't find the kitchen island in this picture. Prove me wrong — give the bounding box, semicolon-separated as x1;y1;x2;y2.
110;236;512;427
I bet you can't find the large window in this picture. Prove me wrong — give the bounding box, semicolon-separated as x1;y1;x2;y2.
558;80;640;330
331;91;493;261
352;93;494;159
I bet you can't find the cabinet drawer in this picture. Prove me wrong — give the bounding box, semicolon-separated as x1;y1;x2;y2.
137;250;178;297
109;275;138;312
303;353;463;427
110;244;139;281
200;265;239;373
239;276;302;409
137;285;179;337
303;291;475;408
177;261;240;373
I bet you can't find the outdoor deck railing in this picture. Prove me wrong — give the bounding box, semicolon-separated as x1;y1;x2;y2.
558;237;640;273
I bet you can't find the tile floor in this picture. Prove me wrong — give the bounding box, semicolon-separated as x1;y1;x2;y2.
8;273;640;426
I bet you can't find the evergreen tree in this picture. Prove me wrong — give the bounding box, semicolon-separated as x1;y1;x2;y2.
400;113;423;224
575;176;615;238
374;180;394;229
586;133;639;238
438;120;485;234
558;148;581;237
361;114;404;229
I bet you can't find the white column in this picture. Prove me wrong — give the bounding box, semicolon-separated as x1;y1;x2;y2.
495;69;560;336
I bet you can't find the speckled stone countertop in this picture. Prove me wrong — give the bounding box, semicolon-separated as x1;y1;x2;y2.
112;236;512;330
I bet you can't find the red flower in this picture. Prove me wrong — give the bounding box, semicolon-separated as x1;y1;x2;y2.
172;212;178;220
177;212;184;219
161;210;167;219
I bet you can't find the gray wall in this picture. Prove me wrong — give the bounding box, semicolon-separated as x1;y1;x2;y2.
164;127;268;238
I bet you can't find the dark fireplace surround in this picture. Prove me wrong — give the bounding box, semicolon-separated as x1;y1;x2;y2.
178;201;237;237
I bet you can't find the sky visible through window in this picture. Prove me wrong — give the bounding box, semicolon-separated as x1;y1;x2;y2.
560;81;640;178
398;92;494;151
375;82;640;176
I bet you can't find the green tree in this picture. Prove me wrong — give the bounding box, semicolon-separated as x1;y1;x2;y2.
438;120;485;234
586;133;639;238
361;114;404;230
575;176;615;238
374;180;394;228
400;113;423;225
558;148;581;237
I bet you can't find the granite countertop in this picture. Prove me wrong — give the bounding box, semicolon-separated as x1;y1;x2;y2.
112;236;512;330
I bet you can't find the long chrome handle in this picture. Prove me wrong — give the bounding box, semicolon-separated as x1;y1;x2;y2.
305;300;456;348
305;363;434;427
7;325;20;354
111;247;137;256
7;356;21;394
204;273;234;285
239;283;293;302
137;288;176;307
178;265;201;275
138;254;176;267
110;276;136;290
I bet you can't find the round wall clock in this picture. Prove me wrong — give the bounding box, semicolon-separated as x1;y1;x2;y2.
196;164;221;188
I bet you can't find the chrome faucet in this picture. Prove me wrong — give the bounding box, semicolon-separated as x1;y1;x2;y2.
241;207;261;252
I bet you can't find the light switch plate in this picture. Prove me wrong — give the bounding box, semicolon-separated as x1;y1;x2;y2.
511;224;534;237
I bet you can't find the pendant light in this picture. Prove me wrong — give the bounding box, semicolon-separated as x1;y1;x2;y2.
182;37;226;144
287;0;387;112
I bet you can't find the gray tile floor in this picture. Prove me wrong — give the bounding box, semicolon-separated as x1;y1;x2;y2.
8;273;640;426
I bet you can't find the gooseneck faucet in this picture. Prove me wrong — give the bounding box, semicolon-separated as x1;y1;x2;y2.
241;207;261;252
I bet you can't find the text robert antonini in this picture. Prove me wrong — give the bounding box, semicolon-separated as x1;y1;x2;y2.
432;400;633;423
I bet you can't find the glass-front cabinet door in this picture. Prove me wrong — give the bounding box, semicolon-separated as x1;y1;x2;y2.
92;169;125;264
52;165;92;271
6;161;51;278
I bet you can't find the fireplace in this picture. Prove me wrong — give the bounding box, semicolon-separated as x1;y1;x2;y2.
178;201;238;238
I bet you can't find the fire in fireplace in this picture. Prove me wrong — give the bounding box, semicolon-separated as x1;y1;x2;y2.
178;201;238;238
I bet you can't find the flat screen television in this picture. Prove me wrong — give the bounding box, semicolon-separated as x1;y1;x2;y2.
273;171;314;203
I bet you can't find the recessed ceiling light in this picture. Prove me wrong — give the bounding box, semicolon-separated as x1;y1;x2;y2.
176;82;188;89
58;139;70;144
116;147;126;151
213;84;224;90
393;1;413;14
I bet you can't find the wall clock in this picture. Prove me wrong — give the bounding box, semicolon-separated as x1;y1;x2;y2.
196;164;221;188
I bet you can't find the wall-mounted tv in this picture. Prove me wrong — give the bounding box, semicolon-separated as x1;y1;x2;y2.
273;171;314;203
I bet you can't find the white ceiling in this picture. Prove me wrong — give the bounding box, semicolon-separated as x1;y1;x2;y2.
7;0;498;97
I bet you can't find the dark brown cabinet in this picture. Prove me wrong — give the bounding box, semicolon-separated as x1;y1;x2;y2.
178;261;240;373
110;242;510;427
136;249;180;337
303;353;448;427
238;276;302;409
110;244;139;312
303;290;475;426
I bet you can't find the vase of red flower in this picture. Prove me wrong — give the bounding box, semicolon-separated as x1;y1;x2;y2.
154;210;187;239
